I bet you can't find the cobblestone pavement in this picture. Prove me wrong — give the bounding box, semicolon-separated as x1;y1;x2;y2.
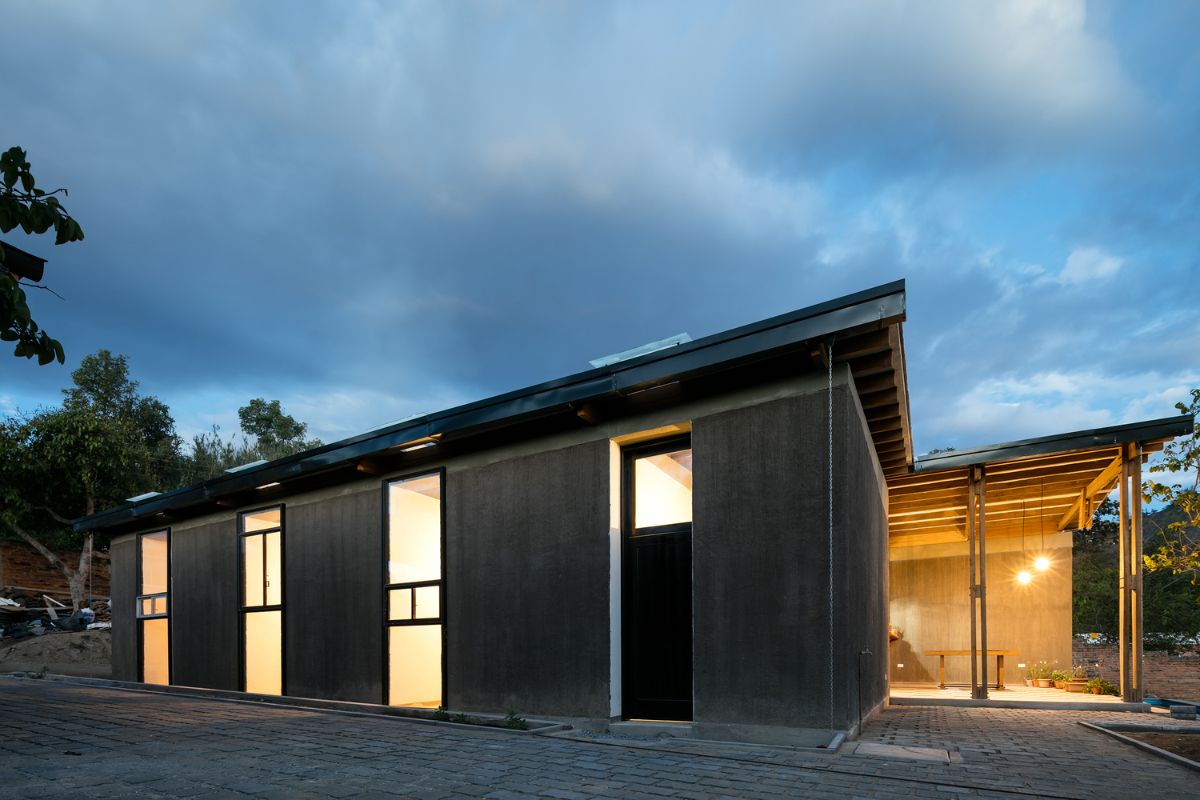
0;678;1196;799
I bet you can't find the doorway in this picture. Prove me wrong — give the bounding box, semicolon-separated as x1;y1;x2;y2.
622;436;693;721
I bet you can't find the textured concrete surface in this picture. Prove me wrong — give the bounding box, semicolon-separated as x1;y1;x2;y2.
3;678;1198;799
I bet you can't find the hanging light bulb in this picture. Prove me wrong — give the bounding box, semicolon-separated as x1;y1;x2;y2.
1034;555;1051;572
1017;570;1033;586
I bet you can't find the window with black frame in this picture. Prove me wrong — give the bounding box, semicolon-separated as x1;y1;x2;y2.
240;506;283;696
385;472;443;707
136;529;170;685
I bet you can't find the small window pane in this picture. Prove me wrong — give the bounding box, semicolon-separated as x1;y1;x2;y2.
389;588;413;621
264;531;282;606
139;597;153;617
243;534;264;607
243;508;281;532
141;618;169;685
387;475;442;584
414;585;440;620
634;449;693;528
140;531;168;595
153;596;168;616
389;624;441;707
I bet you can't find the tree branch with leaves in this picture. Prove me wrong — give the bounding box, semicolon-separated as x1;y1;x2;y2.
1;146;85;364
1144;388;1200;583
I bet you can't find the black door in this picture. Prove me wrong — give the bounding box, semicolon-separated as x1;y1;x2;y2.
623;438;693;721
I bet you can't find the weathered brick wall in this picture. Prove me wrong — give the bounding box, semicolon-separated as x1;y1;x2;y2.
0;542;111;599
1073;642;1200;701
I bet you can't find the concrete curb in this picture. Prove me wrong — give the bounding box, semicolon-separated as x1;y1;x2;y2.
0;673;570;736
890;695;1147;712
1078;721;1200;774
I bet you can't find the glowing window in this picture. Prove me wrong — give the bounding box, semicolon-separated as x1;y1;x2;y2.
386;473;443;708
634;449;693;529
240;507;283;696
136;529;170;685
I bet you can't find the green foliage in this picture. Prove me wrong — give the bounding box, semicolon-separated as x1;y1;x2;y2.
0;146;84;365
1144;388;1200;581
1087;677;1117;695
0;351;181;549
502;711;528;730
432;705;450;721
237;398;321;459
178;398;323;484
1073;488;1200;648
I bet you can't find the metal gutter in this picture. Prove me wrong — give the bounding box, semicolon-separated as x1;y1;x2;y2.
75;279;907;532
913;414;1194;474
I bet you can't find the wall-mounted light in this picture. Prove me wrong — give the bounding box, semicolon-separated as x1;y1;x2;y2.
1034;555;1051;572
1017;570;1033;586
401;441;438;453
256;482;280;490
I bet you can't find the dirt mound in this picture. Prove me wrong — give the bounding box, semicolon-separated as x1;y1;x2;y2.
0;629;111;678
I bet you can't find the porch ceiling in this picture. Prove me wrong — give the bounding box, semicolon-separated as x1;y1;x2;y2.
886;415;1193;549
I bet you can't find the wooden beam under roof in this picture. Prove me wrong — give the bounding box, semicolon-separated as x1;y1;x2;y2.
1055;454;1123;531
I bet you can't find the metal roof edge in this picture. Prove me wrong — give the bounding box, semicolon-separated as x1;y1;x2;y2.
74;279;907;532
913;414;1194;474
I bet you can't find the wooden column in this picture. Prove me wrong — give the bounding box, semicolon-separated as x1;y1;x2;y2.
1118;453;1130;700
976;466;989;699
967;473;978;698
966;466;988;700
1117;444;1145;702
1130;444;1144;703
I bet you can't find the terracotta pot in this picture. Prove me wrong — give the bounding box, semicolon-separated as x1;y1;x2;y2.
1091;687;1103;694
1066;681;1088;693
1035;678;1054;688
1054;680;1067;689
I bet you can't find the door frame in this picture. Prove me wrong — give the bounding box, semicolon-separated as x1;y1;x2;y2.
621;434;694;721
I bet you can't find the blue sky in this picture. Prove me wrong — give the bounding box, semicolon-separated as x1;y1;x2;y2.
1;1;1196;460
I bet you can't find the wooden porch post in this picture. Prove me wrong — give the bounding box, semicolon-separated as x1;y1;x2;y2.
967;472;978;698
1130;444;1144;703
1118;450;1133;701
977;466;989;699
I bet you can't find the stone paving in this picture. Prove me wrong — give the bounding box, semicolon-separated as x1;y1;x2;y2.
0;678;1196;799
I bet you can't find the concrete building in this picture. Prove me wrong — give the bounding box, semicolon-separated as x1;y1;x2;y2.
77;280;1192;742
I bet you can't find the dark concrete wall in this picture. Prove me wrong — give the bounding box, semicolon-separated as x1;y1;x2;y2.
110;536;137;682
838;389;890;729
171;519;239;690
285;491;384;703
692;380;887;731
446;440;611;717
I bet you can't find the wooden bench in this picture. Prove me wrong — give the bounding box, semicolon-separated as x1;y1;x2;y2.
924;649;1018;689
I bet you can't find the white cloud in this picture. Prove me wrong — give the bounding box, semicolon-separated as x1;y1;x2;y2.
918;368;1200;451
1059;246;1125;285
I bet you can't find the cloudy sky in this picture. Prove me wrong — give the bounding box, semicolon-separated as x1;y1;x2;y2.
1;1;1197;458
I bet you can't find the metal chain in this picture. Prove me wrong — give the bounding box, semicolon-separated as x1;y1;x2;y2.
827;340;835;731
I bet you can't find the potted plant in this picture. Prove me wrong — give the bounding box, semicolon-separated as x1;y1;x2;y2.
1023;666;1034;687
1087;677;1117;696
1032;661;1055;688
1051;670;1069;690
1066;664;1089;693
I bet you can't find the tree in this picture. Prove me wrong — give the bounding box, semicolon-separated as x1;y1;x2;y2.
237;397;322;460
1143;388;1200;582
176;399;323;485
0;146;85;364
0;351;179;609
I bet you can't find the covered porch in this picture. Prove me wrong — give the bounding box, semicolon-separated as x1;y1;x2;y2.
886;416;1193;705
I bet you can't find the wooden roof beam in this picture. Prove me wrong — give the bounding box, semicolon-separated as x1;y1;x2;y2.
1055;453;1123;531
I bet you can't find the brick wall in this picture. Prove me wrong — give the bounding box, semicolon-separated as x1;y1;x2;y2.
1073;641;1200;701
0;542;111;600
